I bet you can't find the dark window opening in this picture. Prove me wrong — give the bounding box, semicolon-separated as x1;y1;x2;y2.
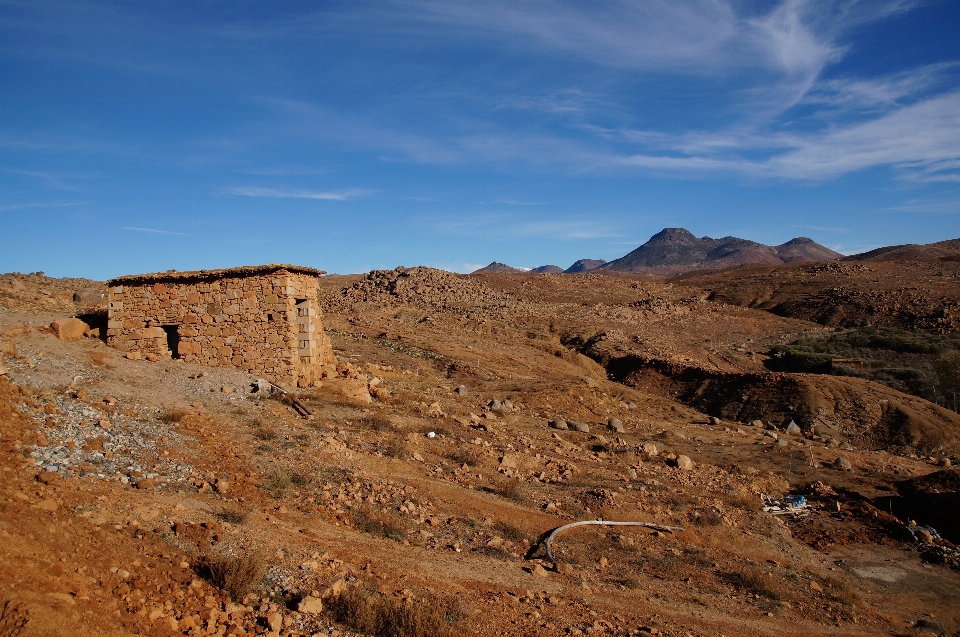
162;326;180;358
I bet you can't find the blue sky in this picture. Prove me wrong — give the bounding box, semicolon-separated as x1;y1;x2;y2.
2;0;960;277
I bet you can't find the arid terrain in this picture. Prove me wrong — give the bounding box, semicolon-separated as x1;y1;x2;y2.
2;259;960;637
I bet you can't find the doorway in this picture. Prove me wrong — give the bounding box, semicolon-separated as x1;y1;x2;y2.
162;325;180;359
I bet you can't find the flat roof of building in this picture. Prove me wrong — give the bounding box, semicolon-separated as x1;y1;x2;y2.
108;263;326;285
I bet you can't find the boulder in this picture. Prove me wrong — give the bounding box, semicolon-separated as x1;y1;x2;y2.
549;420;568;431
51;318;90;342
454;385;468;396
569;421;590;433
834;457;853;472
608;418;625;433
677;455;694;471
73;288;104;304
785;420;802;435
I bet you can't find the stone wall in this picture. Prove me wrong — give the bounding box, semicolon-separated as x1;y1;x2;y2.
106;269;336;384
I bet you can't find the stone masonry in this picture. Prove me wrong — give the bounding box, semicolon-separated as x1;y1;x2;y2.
106;264;336;385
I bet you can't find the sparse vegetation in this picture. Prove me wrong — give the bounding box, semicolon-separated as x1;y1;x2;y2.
350;503;407;541
722;564;788;601
200;553;266;601
256;469;290;492
159;407;191;424
767;326;960;406
326;584;465;637
492;477;525;502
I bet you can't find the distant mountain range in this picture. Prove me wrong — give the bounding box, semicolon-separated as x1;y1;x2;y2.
469;228;960;276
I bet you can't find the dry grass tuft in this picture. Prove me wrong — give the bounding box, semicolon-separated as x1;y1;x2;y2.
159;407;191;424
0;599;29;637
216;506;249;525
200;553;266;601
493;477;525;502
350;504;407;541
822;575;861;607
256;468;290;492
722;564;788;601
327;585;465;637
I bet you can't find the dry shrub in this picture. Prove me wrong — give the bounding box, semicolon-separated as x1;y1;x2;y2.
350;504;407;541
380;437;408;459
0;599;29;637
722;491;762;512
257;468;290;492
445;448;478;467
327;585;465;637
363;415;394;432
822;575;860;607
253;424;277;441
493;477;525;502
492;520;525;542
722;564;788;601
689;508;724;526
159;407;191;424
216;506;248;525
201;553;266;601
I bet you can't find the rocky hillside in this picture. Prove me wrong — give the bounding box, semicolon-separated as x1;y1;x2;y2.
844;238;960;261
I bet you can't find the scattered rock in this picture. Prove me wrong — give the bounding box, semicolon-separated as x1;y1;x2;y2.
136;478;157;490
677;455;694;471
569;421;590;433
221;386;233;394
454;385;468;396
531;564;549;578
125;351;141;360
608;418;624;433
709;416;721;426
764;431;778;440
640;442;658;456
785;420;802;435
549;420;568;431
749;420;764;427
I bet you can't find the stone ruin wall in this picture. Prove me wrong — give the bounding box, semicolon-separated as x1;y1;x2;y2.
106;270;336;384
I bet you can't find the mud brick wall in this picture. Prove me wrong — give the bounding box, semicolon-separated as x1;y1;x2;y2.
106;269;335;384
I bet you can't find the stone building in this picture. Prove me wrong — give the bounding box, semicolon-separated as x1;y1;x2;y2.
106;264;336;385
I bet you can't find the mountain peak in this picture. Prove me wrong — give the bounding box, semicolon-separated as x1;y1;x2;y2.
603;228;842;273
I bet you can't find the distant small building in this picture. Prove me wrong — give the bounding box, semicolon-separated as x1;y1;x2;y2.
106;264;336;385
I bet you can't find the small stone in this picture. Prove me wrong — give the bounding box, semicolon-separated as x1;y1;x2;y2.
125;351;141;360
810;581;823;593
608;418;624;433
98;420;111;430
749;420;763;427
598;556;609;568
412;452;425;463
556;563;574;575
136;478;157;490
267;612;282;631
776;439;789;447
531;564;549;577
640;442;658;456
785;420;802;435
221;386;233;394
454;385;468;396
677;455;694;471
549;420;568;431
145;353;160;362
709;416;721;426
213;478;230;494
765;430;778;440
569;421;590;433
297;596;324;614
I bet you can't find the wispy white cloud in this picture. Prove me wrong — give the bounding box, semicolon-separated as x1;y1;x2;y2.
120;226;190;236
225;186;370;200
0;200;88;212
